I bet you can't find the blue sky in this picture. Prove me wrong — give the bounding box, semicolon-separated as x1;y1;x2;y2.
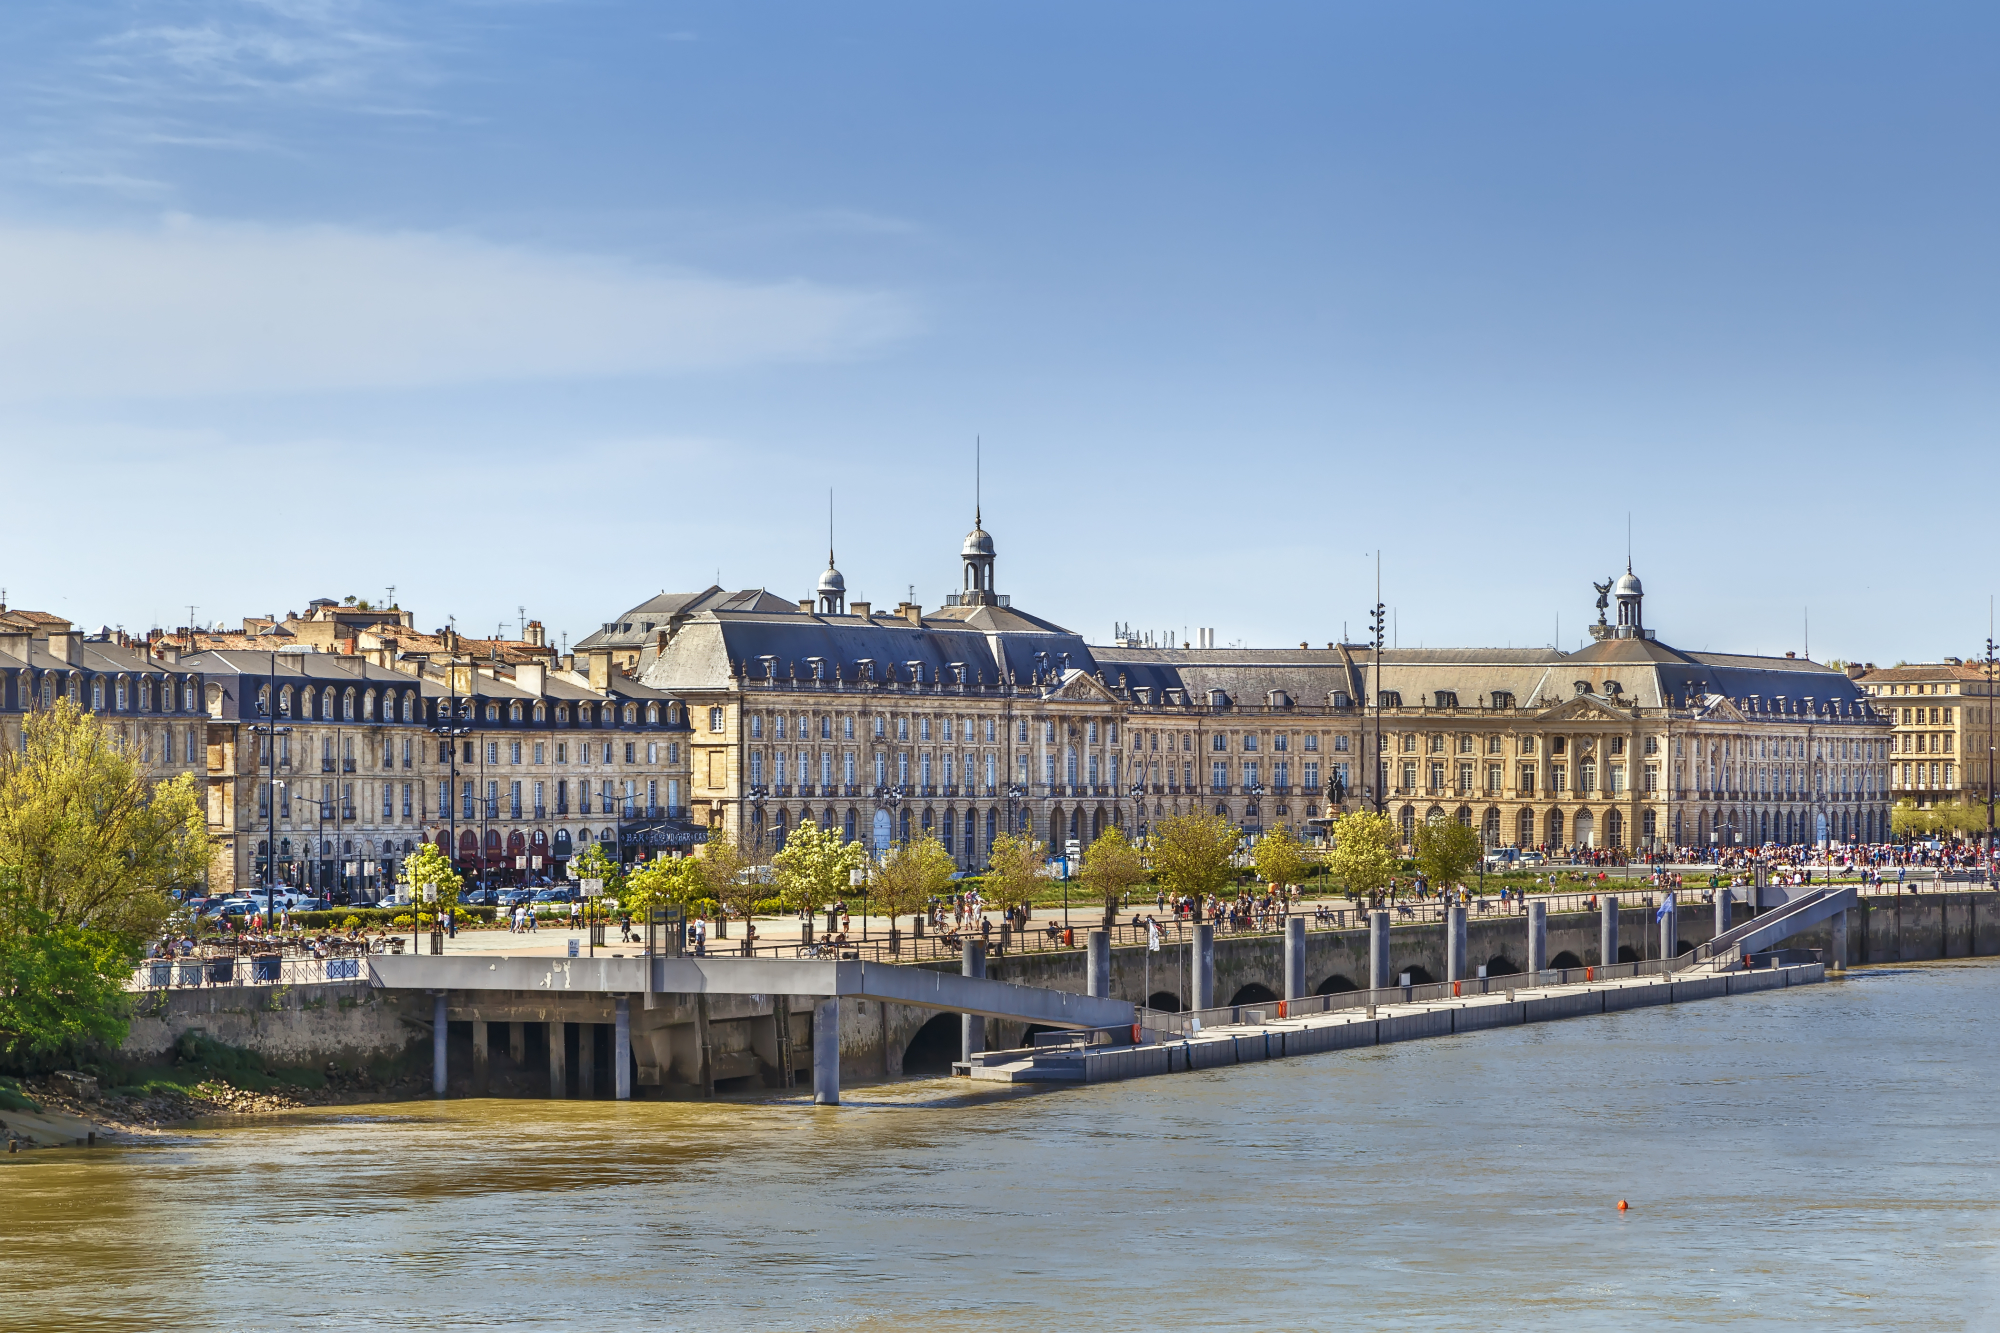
1;2;1993;663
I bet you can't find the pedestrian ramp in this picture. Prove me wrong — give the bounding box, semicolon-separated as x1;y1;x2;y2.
1685;885;1856;971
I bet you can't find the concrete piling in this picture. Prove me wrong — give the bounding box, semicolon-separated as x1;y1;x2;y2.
547;1021;567;1099
1660;901;1677;963
1284;916;1307;1001
1600;895;1618;967
1831;909;1848;971
432;994;447;1097
812;997;840;1105
470;1018;489;1096
962;941;987;1061
1527;901;1547;973
577;1022;596;1099
1086;930;1110;999
1715;887;1732;938
614;995;631;1101
1193;923;1216;1010
1446;906;1467;983
1369;911;1391;991
508;1021;525;1066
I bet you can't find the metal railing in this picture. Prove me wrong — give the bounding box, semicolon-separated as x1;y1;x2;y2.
126;950;383;991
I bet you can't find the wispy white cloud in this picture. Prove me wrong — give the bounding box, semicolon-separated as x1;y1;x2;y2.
0;216;917;400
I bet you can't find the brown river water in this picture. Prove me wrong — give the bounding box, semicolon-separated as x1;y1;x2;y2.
8;960;1997;1331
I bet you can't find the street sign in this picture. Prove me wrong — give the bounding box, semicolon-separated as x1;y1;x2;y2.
1065;839;1080;858
581;877;604;898
514;855;526;869
531;855;543;869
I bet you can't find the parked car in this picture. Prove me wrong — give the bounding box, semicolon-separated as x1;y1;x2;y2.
533;886;579;905
1518;851;1546;866
496;888;536;909
460;888;498;908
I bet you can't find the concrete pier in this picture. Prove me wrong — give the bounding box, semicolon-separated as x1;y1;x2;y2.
1660;900;1677;962
613;996;631;1101
1193;924;1216;1010
508;1021;525;1066
1600;895;1618;966
962;941;986;1061
432;994;447;1096
577;1021;596;1098
1831;909;1848;971
471;1018;489;1095
1369;911;1391;991
1716;888;1732;938
1446;906;1467;982
812;997;840;1105
1284;916;1307;1001
547;1021;566;1098
1527;901;1547;973
1086;930;1110;999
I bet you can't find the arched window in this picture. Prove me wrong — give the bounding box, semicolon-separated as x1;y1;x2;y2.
363;691;376;720
91;677;105;710
279;686;293;717
301;687;315;718
534;703;546;723
486;703;499;722
557;705;569;725
624;704;637;725
1399;805;1415;844
322;689;334;720
646;703;659;724
115;677;129;710
400;693;412;722
342;688;356;721
183;679;196;712
257;684;271;717
510;702;523;722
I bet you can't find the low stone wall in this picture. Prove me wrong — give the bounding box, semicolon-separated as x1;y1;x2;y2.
120;982;422;1068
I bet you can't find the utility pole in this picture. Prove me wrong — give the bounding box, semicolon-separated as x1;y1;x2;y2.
1370;552;1386;816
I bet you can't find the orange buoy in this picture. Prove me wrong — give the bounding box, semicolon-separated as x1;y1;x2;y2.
1617;1200;1629;1211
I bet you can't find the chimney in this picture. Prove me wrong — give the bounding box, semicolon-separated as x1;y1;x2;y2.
561;652;576;674
897;601;922;625
1844;663;1865;679
798;599;815;615
517;662;546;694
48;631;80;664
525;620;547;648
587;649;613;691
1785;651;1796;659
850;601;871;619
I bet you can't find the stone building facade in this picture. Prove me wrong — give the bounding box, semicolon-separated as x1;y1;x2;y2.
1855;659;1999;810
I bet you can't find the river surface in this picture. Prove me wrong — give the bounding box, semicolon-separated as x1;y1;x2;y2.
10;961;1998;1331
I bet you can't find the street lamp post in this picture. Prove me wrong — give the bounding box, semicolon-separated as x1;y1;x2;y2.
427;668;473;956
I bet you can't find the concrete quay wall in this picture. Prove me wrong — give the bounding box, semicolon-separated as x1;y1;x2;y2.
120;982;422;1068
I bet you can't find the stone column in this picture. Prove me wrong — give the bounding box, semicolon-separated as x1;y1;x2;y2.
1660;900;1677;963
577;1022;596;1099
1369;910;1391;992
812;996;841;1106
962;940;987;1061
1086;929;1110;999
613;995;632;1101
1446;905;1467;982
1715;885;1732;938
1527;901;1547;974
547;1021;567;1099
470;1018;489;1096
1830;909;1848;971
1284;915;1307;1001
1192;922;1216;1010
432;994;448;1097
1600;894;1619;967
508;1021;525;1066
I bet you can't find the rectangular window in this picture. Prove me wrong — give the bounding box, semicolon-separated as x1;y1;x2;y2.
1609;765;1625;794
1274;760;1289;787
1088;721;1099;744
750;715;763;739
381;784;393;819
625;742;636;764
403;783;414;818
1303;760;1319;789
533;741;544;764
1552;764;1566;791
1486;764;1501;791
985;753;996;788
486;742;498;764
921;718;932;741
1213;760;1228;790
462;782;476;819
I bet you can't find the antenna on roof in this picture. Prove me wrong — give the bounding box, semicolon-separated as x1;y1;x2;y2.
975;435;981;527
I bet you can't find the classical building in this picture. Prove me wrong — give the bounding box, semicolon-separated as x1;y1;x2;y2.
601;532;1894;859
1855;659;1999;810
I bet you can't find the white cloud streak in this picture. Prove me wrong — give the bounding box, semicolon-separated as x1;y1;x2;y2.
0;217;917;399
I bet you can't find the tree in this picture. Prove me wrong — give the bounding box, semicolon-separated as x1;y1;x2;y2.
569;841;625;897
1249;825;1313;895
1413;815;1482;892
0;699;208;939
771;819;867;917
1328;809;1398;905
1891;801;1945;840
1079;826;1146;927
0;875;140;1073
871;835;957;931
397;841;463;917
692;831;758;930
1149;812;1240;906
982;830;1046;917
622;855;700;916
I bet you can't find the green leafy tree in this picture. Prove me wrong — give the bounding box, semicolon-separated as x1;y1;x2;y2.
982;830;1046;917
1413;816;1482;891
1079;826;1147;927
871;835;957;931
1150;812;1240;906
0;878;140;1072
691;832;758;931
622;855;700;915
569;841;626;897
0;699;208;937
1328;809;1398;905
398;840;463;916
1249;824;1313;894
771;819;867;917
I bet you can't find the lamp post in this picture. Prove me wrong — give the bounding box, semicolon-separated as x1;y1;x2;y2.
428;673;473;911
253;625;293;933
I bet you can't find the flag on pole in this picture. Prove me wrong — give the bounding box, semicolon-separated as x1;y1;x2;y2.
1656;891;1675;922
1147;920;1160;952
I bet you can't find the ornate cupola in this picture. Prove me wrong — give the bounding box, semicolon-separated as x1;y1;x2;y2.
960;508;997;606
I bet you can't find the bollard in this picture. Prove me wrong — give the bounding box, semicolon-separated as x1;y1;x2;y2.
1086;930;1110;999
1659;903;1676;965
1600;895;1618;968
613;995;632;1101
1830;909;1848;971
1446;905;1467;983
1368;910;1391;992
812;996;841;1106
1284;915;1307;1002
1715;886;1732;939
1527;901;1547;974
1193;923;1216;1011
962;941;987;1061
432;994;448;1097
